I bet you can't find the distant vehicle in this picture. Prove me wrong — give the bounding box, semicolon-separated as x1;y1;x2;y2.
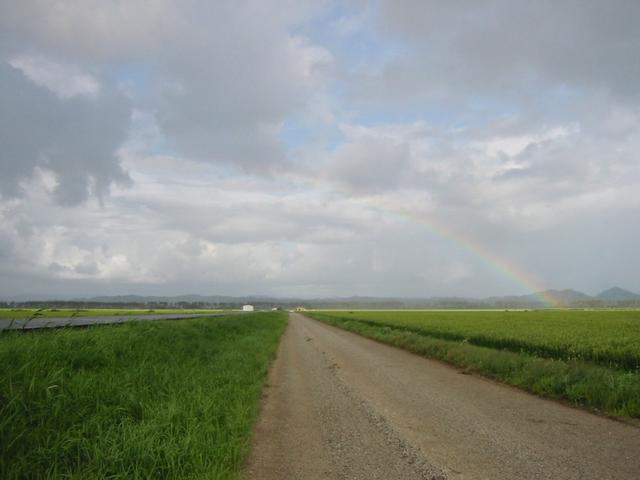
242;305;254;312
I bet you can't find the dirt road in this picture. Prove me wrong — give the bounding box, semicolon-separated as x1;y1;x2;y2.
245;313;640;479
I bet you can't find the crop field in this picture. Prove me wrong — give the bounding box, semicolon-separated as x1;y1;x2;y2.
307;310;640;417
0;311;287;480
0;308;227;320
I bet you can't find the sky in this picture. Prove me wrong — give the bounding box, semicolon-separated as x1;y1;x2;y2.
1;0;639;299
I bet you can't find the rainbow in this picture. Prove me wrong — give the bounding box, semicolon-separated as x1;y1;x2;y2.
382;205;559;307
306;179;559;307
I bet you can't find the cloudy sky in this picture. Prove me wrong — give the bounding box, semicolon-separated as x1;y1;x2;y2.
1;0;639;299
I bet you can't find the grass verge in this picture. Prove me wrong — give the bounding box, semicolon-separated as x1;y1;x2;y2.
0;312;287;479
307;312;640;418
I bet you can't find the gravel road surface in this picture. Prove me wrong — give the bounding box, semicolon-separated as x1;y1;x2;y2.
0;312;237;330
245;313;640;480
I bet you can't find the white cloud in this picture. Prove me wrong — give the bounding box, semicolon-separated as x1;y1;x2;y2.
8;54;100;99
478;125;578;159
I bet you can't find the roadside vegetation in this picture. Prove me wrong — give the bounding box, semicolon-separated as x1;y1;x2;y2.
0;312;287;479
0;308;228;320
307;310;640;418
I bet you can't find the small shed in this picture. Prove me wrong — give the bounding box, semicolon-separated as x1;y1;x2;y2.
242;305;254;312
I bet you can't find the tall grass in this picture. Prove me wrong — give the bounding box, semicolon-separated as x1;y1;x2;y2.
0;312;287;479
307;311;640;418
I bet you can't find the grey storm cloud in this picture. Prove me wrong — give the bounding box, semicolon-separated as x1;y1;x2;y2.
377;0;640;101
0;0;331;174
0;62;131;204
152;3;332;171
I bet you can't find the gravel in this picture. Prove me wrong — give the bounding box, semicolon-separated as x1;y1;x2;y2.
245;313;640;479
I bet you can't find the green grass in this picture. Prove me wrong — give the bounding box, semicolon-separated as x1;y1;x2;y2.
312;310;640;370
307;310;640;418
0;308;228;320
0;312;287;479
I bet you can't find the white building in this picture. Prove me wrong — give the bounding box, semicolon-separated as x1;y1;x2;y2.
242;305;254;312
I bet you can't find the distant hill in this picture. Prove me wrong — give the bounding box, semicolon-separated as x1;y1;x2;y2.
82;294;289;304
542;289;594;304
4;287;640;308
595;287;640;301
489;289;595;307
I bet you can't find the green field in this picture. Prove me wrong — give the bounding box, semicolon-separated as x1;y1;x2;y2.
0;308;228;320
307;310;640;417
0;312;287;479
